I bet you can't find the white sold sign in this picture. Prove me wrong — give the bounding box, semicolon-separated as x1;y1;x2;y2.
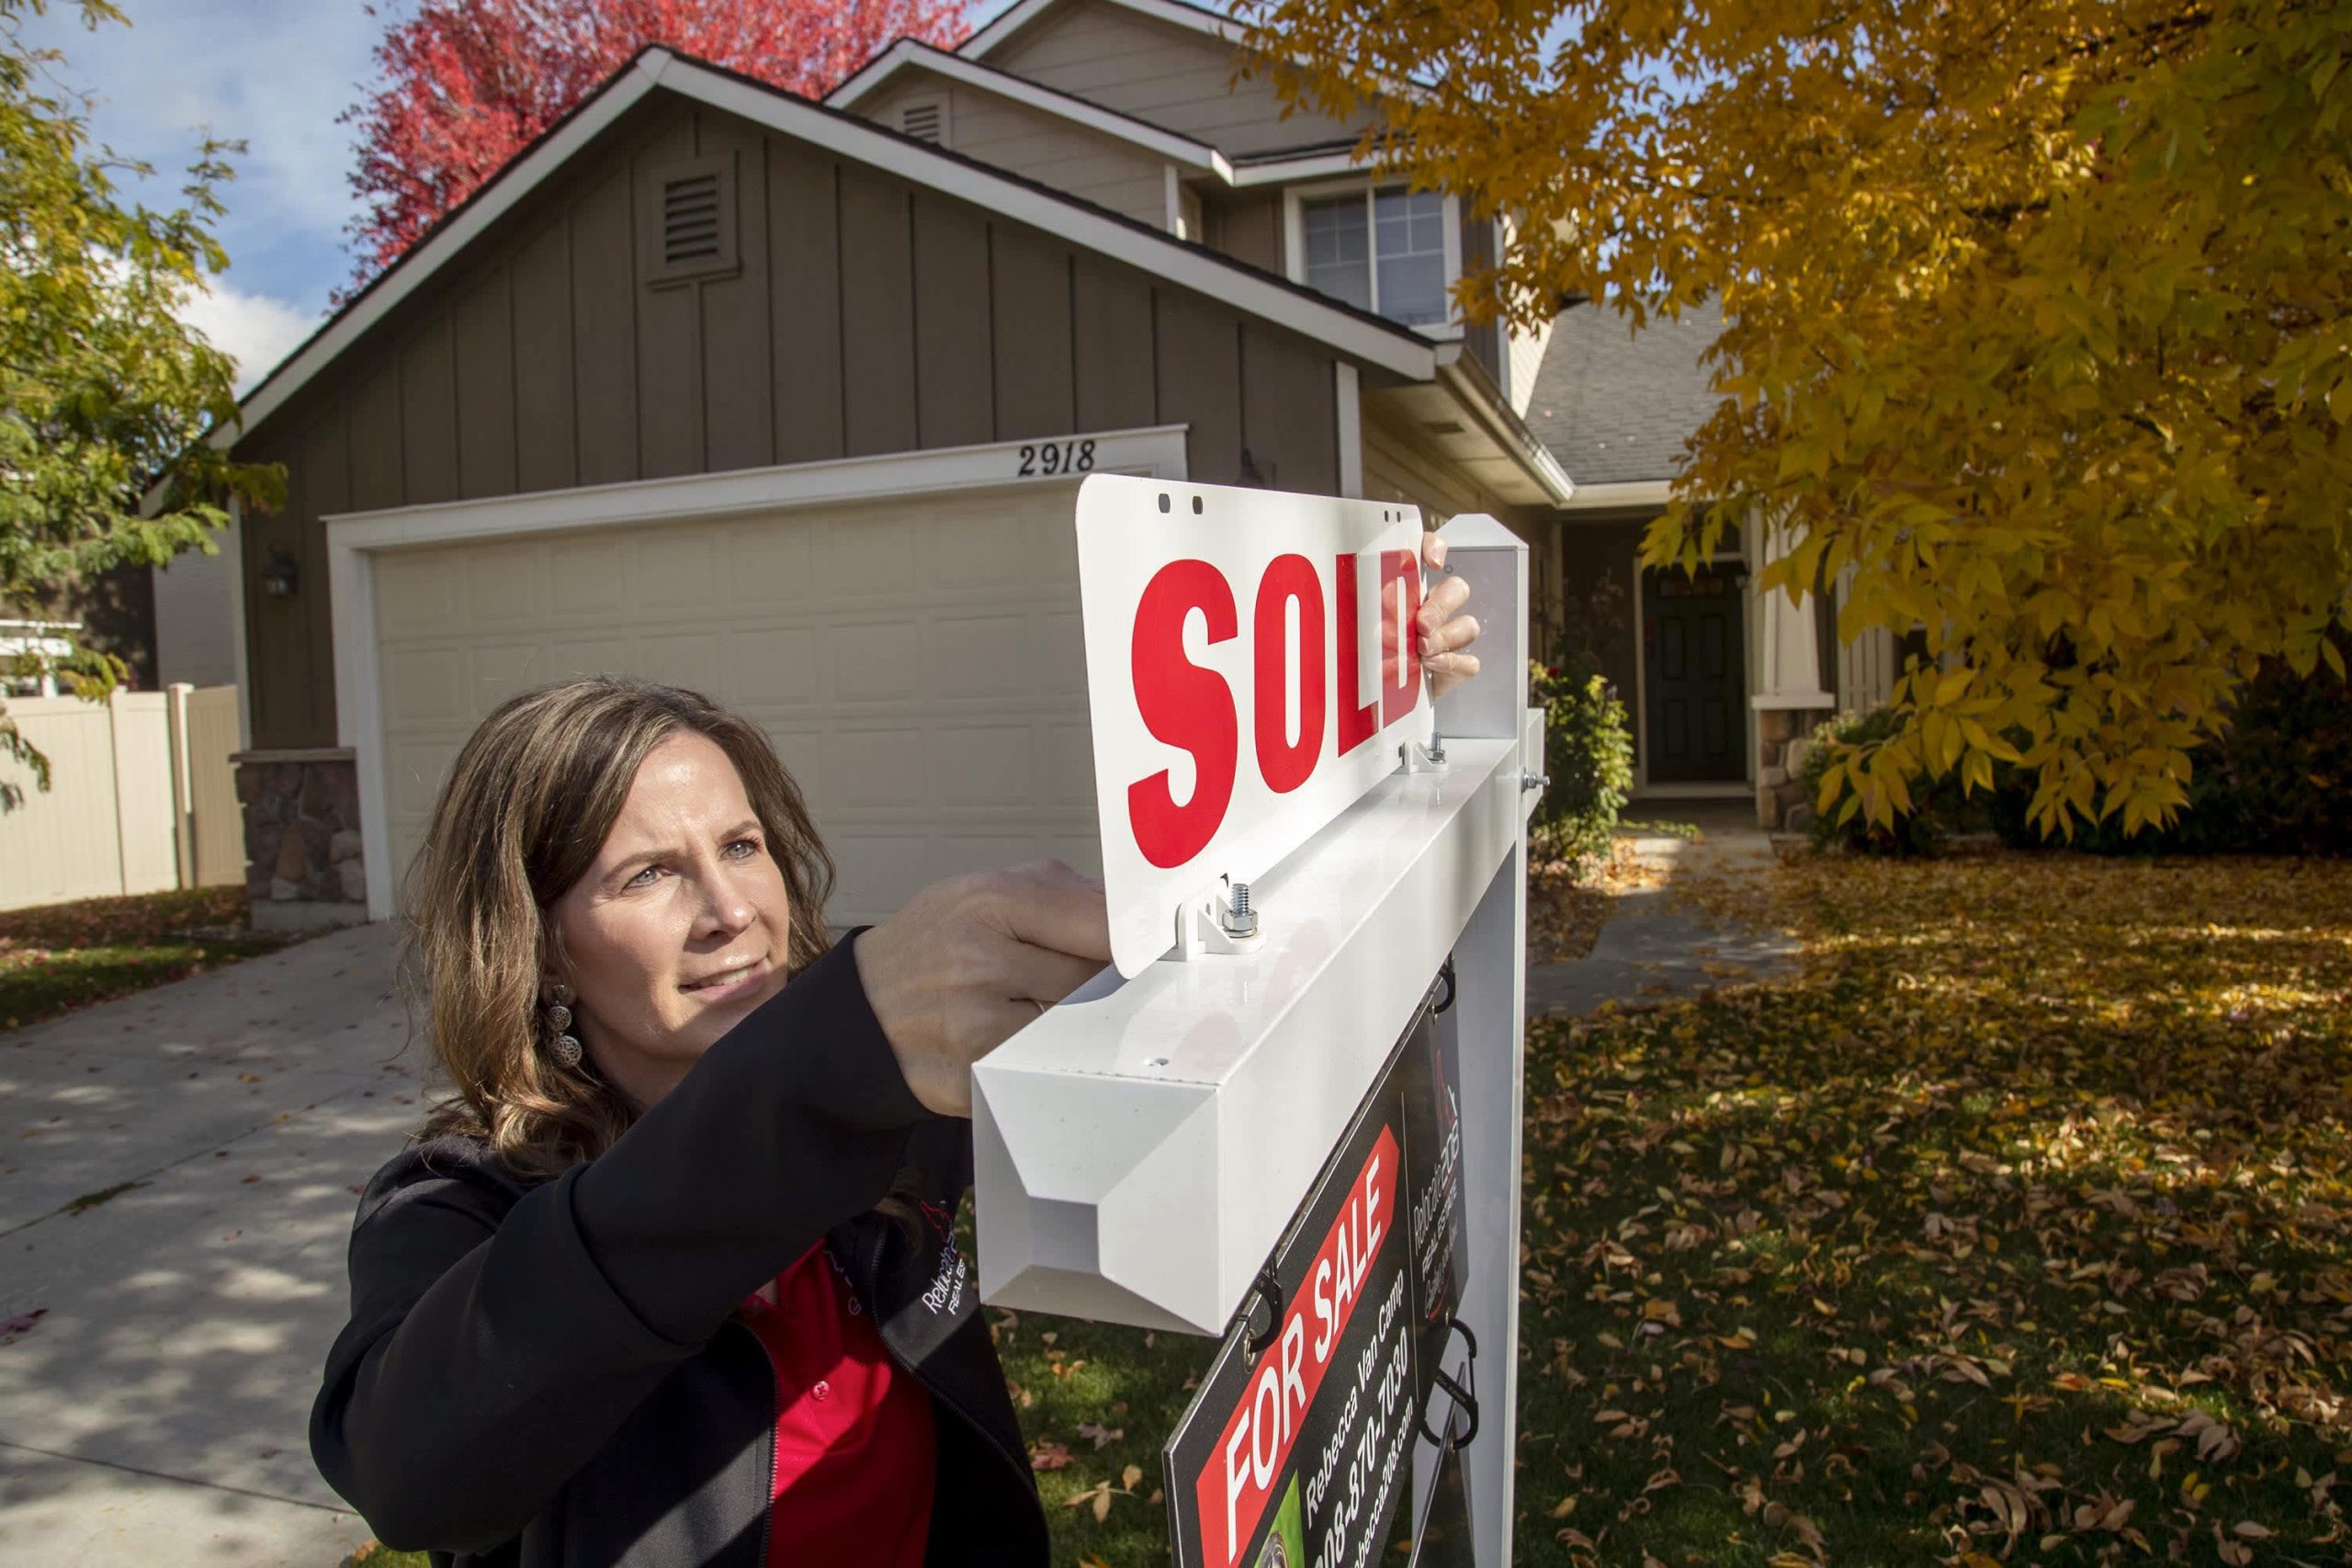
1076;475;1430;976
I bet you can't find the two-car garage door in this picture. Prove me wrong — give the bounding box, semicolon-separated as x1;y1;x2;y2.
368;481;1099;925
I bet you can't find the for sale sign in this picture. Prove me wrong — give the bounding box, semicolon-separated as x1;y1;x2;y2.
1075;475;1430;976
1166;996;1459;1568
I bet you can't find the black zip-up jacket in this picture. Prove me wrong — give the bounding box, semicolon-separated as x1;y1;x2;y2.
310;935;1050;1567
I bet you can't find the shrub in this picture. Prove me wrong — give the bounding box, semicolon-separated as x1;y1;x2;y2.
1797;707;2010;854
1986;638;2352;855
1529;649;1634;873
1808;637;2351;856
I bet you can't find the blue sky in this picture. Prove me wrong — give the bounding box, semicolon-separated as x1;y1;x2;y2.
19;0;1023;391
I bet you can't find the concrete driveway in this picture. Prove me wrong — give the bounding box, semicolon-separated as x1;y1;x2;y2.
0;922;415;1567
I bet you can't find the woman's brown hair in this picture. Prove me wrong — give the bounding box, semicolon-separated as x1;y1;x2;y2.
404;678;834;1179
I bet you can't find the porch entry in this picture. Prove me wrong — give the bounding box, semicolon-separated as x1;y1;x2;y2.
1642;563;1747;783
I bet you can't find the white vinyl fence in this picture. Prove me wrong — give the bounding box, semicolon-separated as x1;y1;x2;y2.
0;685;243;913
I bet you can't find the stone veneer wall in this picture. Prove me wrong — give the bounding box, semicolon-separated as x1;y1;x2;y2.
1755;706;1835;832
236;750;368;930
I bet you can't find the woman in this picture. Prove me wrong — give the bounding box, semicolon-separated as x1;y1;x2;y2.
311;543;1482;1567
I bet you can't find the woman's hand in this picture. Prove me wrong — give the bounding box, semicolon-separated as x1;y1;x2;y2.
1417;530;1482;701
852;860;1112;1117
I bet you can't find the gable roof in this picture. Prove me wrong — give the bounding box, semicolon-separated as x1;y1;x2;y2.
219;44;1440;451
829;38;1387;187
826;37;1237;181
1523;299;1725;491
960;0;1244;59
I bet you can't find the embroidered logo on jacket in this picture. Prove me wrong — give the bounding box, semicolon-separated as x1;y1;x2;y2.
917;1201;967;1316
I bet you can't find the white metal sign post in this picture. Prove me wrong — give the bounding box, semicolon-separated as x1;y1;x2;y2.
971;476;1536;1566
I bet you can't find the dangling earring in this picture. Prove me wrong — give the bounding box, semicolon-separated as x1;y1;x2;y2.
544;982;582;1069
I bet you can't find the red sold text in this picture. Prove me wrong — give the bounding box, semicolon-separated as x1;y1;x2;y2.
1128;551;1422;869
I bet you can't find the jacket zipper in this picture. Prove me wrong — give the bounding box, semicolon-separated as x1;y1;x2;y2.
863;1221;1042;1503
735;1310;783;1568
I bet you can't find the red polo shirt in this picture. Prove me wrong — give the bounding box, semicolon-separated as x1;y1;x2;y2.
741;1244;936;1566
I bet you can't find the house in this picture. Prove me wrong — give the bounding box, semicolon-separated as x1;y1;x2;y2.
1529;298;1896;829
210;0;1577;930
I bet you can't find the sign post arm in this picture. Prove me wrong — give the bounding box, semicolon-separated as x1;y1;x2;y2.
1415;514;1532;1563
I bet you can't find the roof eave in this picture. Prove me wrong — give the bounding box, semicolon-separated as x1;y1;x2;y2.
1432;346;1577;506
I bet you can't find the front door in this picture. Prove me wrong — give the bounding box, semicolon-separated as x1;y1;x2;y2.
1642;566;1747;784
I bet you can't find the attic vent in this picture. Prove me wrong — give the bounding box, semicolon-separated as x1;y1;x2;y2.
1422;419;1466;436
662;171;722;266
639;152;739;288
900;98;946;145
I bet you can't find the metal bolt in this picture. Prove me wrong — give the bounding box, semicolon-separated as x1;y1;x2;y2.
1521;772;1549;793
1221;880;1258;939
1427;729;1447;765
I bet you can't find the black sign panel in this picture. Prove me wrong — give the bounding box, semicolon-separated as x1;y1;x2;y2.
1400;998;1467;1412
1166;983;1468;1568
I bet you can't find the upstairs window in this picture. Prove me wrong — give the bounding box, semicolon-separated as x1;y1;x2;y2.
1299;186;1450;328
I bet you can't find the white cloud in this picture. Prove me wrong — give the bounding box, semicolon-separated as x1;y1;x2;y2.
180;280;315;393
23;2;383;307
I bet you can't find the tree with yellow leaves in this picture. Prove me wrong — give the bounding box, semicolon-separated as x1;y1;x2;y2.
1242;0;2352;837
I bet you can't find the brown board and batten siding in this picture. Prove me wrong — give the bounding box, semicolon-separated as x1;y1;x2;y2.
987;0;1379;157
230;91;1348;752
854;70;1172;228
1204;188;1283;276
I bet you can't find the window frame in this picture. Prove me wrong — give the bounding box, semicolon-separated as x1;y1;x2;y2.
1281;178;1463;340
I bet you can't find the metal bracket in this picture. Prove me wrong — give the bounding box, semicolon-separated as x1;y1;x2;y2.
1170;874;1266;962
1403;731;1450;775
1416;1317;1480;1452
1244;1259;1285;1355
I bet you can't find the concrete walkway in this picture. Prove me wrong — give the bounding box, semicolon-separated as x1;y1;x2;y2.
0;923;413;1567
1525;802;1803;1018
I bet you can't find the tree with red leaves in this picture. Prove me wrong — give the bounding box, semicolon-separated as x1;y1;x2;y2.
341;0;968;291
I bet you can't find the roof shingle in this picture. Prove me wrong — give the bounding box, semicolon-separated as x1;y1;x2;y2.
1524;298;1724;488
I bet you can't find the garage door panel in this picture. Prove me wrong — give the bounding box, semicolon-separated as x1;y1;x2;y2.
833;621;922;703
373;483;1101;921
1042;722;1096;807
634;535;720;612
375;553;463;629
722;522;812;605
729;627;823;707
636;632;729;693
820;515;919;596
763;728;829;810
822;833;935;919
828;728;926;807
470;641;560;709
1035;610;1087;694
542;636;633;681
462;543;548;623
551;539;628;614
928;615;1030;697
1029;511;1081;580
925;725;1035;803
386;649;466;724
922;513;1032;589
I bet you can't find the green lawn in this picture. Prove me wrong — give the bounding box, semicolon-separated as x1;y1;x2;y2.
0;885;294;1032
344;853;2352;1566
1518;854;2352;1566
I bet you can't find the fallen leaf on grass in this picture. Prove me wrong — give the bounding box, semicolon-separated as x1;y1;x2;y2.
1028;1440;1070;1472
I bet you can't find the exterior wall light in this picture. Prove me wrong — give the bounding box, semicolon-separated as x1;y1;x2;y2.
261;546;299;599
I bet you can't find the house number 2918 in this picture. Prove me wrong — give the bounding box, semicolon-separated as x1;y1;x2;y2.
1017;439;1096;477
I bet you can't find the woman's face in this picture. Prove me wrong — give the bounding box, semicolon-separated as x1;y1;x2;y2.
547;731;794;1108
